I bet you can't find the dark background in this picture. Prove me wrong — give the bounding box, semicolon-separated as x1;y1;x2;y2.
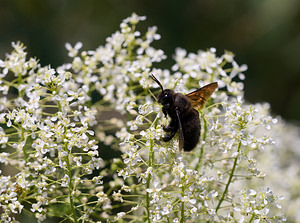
1;0;300;124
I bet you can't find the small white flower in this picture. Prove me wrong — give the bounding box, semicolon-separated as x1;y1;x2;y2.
65;42;83;57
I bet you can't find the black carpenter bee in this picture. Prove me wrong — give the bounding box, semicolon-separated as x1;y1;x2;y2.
151;74;218;151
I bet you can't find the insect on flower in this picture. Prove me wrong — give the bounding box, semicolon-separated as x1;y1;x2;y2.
151;74;218;151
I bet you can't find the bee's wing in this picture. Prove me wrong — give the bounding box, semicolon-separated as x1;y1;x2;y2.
175;108;184;152
186;82;218;110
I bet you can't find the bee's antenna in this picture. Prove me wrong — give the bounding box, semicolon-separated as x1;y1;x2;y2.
151;73;164;92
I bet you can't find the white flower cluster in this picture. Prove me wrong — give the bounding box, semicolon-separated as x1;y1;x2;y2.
0;42;104;222
98;14;287;223
114;73;286;222
0;13;298;222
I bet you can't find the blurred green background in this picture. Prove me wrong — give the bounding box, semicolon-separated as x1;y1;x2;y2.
1;0;300;123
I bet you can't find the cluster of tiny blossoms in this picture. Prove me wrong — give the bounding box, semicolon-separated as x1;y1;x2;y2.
0;42;105;222
114;46;286;221
0;13;297;222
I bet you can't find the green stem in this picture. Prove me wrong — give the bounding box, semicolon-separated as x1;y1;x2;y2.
180;187;185;223
195;115;207;170
216;141;241;213
66;150;78;223
249;213;255;222
18;72;22;85
57;97;78;223
146;138;154;223
17;72;26;98
20;127;29;163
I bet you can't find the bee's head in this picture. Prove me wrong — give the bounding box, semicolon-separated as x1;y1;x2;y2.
157;89;175;105
151;74;175;105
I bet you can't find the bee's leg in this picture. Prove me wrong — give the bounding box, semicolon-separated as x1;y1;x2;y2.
162;122;178;142
163;119;176;132
162;130;177;142
162;104;170;117
175;107;184;152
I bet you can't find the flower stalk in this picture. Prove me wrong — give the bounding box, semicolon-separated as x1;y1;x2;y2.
195;115;208;170
180;186;185;223
66;152;78;223
216;141;241;213
146;138;154;223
